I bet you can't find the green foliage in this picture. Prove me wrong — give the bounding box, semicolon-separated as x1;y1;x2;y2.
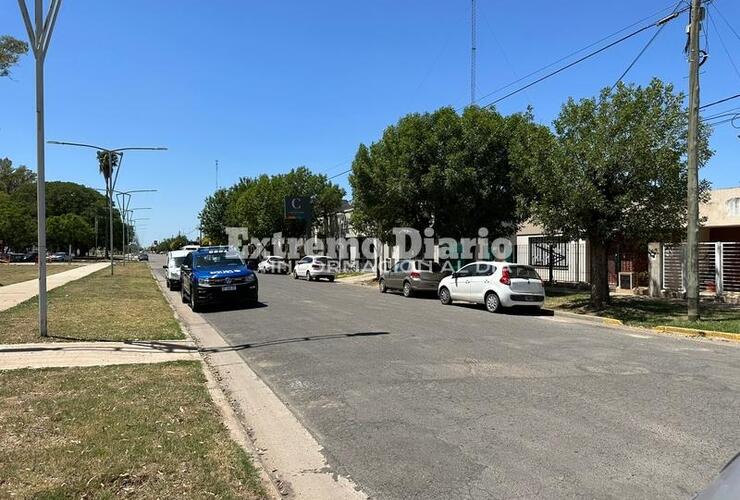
349;106;537;240
151;234;190;253
199;167;345;241
516;79;713;307
0;158;36;195
96;151;119;184
0;159;129;252
0;194;35;251
46;214;94;253
0;35;28;78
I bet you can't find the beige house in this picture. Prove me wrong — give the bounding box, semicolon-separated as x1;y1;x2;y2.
699;186;740;241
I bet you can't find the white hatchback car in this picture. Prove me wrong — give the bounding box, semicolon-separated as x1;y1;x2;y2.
437;262;545;312
257;255;289;274
163;249;192;290
292;255;338;282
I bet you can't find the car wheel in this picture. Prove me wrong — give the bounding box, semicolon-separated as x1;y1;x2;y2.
439;287;452;305
190;285;201;312
379;278;387;293
165;278;170;290
293;270;298;279
180;283;188;303
306;271;312;281
485;291;500;313
328;276;335;282
402;281;413;297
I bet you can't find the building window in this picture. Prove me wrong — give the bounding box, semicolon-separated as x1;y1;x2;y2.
727;197;740;217
528;237;568;269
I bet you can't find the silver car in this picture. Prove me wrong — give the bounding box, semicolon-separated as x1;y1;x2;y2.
379;260;448;297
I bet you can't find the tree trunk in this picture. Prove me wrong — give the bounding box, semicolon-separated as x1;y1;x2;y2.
589;239;610;309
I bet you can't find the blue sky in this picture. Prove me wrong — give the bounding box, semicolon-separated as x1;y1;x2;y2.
1;0;738;245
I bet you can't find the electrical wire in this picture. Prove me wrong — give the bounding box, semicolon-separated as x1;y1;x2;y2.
611;1;685;89
468;1;684;108
481;15;685;108
711;1;740;43
700;93;740;109
707;8;740;83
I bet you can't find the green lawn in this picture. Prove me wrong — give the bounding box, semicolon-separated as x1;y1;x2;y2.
546;287;740;333
0;263;183;343
0;263;81;287
0;361;266;499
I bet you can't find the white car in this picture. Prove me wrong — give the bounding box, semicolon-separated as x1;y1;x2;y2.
437;262;545;312
292;255;337;282
163;249;193;290
257;255;289;274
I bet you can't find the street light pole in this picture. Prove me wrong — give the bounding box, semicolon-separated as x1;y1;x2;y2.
18;0;62;337
47;141;166;276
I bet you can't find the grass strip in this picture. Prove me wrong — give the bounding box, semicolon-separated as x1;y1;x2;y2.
0;361;266;499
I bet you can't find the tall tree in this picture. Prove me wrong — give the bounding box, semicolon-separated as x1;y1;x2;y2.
515;79;712;308
0;158;36;195
46;214;94;253
350;106;537;241
0;35;28;78
0;193;35;251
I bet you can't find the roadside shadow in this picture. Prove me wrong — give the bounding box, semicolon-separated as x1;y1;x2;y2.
202;331;390;352
199;301;269;313
502;307;554;317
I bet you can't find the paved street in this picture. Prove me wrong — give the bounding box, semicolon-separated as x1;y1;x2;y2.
152;256;740;499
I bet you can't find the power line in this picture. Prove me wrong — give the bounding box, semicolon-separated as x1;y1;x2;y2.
700;93;740;109
611;2;684;89
468;1;682;108
327;167;352;180
481;10;686;108
711;1;740;43
707;8;740;83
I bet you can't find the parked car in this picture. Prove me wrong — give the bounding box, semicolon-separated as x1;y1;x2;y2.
180;247;258;311
257;255;289;274
163;249;192;290
47;252;70;263
137;252;149;261
437;262;545;312
292;255;337;281
379;259;448;297
21;251;38;263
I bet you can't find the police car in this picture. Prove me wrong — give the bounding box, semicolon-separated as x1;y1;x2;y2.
180;247;258;311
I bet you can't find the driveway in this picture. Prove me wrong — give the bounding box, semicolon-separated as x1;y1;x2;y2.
152;256;740;499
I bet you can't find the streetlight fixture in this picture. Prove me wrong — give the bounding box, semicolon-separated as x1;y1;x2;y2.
18;0;62;337
123;207;152;262
48;141;166;275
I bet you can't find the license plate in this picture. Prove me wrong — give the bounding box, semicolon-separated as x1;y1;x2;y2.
222;285;237;291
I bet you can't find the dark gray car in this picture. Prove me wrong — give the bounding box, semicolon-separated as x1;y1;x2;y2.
379;260;448;297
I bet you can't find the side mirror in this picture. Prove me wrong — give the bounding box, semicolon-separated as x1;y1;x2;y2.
162;265;167;269
451;272;458;279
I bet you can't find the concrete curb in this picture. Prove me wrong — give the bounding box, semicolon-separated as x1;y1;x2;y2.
652;325;740;343
150;264;367;500
551;309;624;326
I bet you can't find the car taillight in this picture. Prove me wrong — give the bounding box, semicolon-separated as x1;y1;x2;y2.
410;271;421;279
500;267;511;286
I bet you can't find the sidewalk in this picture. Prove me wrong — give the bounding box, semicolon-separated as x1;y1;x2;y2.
0;262;109;312
0;340;198;370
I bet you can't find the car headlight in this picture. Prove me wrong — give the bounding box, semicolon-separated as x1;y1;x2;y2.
245;273;257;283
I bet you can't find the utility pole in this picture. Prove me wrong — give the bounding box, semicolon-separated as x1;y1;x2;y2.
686;0;702;322
471;0;477;105
18;0;62;337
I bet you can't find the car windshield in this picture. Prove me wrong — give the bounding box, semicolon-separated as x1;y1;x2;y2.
315;257;328;265
195;252;244;268
415;261;442;273
173;257;185;266
270;257;284;261
510;266;541;280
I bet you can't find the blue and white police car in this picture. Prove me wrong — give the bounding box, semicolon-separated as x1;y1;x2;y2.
180;247;258;311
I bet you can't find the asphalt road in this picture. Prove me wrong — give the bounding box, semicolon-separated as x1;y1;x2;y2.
151;256;740;499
